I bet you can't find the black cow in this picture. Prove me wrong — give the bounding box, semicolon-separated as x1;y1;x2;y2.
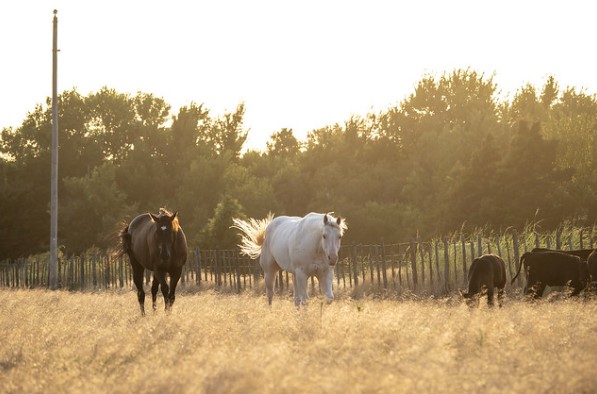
460;254;507;307
587;249;597;292
531;247;594;261
511;251;590;298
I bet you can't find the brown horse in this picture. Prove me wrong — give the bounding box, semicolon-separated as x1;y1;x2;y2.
120;208;188;315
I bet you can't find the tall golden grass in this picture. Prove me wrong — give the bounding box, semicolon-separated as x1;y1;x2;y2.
1;289;596;394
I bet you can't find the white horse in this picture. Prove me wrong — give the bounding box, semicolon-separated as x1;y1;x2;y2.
232;212;347;307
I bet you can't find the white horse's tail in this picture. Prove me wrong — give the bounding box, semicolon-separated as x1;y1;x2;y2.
231;213;274;259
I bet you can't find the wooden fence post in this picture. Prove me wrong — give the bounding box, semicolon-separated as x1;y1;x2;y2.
80;254;85;290
443;237;450;293
409;240;418;291
505;235;513;280
580;229;584;249
495;235;502;258
119;255;124;288
418;239;425;287
359;245;365;286
427;243;434;288
367;246;374;288
434;241;440;293
235;250;242;293
461;234;467;287
453;241;458;287
380;239;388;289
397;244;403;288
513;230;521;287
195;248;201;286
92;254;97;289
466;240;474;291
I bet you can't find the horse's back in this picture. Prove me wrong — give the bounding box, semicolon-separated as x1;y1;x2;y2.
125;214;153;267
128;213;152;233
263;216;302;270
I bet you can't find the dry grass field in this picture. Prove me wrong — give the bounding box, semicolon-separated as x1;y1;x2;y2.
0;288;596;394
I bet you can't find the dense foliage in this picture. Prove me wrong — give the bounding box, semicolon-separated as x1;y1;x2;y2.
1;70;596;258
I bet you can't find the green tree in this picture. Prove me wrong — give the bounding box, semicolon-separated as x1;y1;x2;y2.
444;133;503;230
498;121;573;227
199;195;245;248
208;103;248;159
266;128;301;157
60;163;137;253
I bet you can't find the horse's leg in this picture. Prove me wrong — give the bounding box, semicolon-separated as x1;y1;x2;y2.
260;249;277;305
151;274;160;311
131;260;146;316
294;269;308;308
167;267;182;309
153;270;170;310
317;268;334;303
263;268;277;306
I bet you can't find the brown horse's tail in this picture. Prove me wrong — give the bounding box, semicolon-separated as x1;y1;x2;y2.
511;253;527;285
117;223;132;259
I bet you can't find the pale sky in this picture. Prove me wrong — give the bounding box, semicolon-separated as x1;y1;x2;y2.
1;1;596;151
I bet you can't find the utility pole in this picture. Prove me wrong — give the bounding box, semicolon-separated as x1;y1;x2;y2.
49;9;59;290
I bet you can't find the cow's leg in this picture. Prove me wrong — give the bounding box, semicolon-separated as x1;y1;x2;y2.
131;260;146;316
167;267;182;309
568;279;584;296
534;282;546;299
486;285;495;307
497;287;505;308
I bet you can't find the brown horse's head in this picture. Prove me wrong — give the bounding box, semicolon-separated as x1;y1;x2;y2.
149;210;179;265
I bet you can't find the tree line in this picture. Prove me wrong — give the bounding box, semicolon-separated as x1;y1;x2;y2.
1;69;596;259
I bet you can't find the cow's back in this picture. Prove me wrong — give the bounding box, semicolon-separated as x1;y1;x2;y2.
526;252;583;286
588;250;597;282
486;254;507;288
467;254;506;293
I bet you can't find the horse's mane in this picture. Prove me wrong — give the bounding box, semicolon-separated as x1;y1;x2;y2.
324;212;348;236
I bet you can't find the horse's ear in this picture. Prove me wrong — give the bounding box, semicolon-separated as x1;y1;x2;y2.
149;213;159;222
323;214;329;225
170;211;178;222
336;217;342;226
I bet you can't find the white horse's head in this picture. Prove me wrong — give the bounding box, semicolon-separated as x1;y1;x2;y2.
321;214;346;266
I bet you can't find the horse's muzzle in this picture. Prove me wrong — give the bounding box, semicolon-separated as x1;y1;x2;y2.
328;254;338;266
